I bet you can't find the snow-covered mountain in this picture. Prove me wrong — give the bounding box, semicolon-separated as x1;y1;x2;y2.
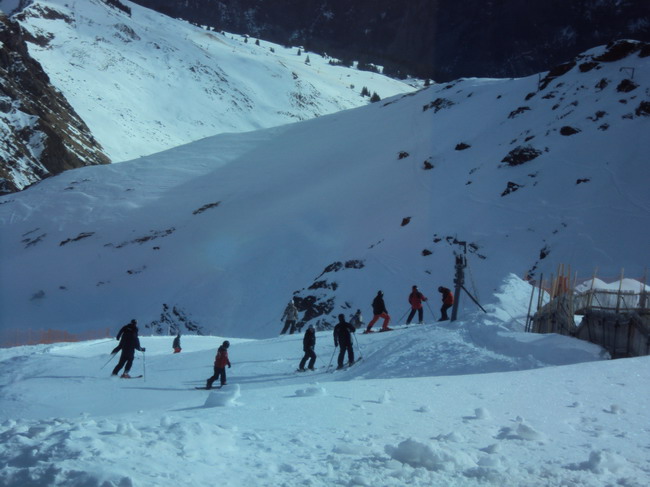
130;0;650;81
1;39;648;341
7;0;417;168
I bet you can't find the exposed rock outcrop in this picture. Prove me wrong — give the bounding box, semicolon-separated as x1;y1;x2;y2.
0;13;110;194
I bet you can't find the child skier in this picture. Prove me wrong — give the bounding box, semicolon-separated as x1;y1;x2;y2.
206;340;231;389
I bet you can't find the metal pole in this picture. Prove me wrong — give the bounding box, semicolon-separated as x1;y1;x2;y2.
451;253;465;322
461;285;487;313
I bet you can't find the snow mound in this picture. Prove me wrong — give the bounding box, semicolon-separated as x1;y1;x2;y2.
385;438;476;472
496;417;545;442
295;384;327;397
568;450;628;474
204;384;241;407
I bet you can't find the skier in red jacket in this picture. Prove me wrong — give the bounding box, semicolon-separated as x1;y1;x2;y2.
406;285;427;324
438;286;454;321
206;341;231;389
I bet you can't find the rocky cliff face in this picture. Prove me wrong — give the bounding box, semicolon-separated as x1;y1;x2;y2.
0;13;109;194
130;0;650;81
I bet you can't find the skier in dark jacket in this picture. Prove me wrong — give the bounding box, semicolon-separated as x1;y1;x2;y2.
206;341;231;389
334;314;356;369
172;332;181;353
365;290;391;333
298;325;317;371
406;285;428;324
111;319;145;378
438;286;454;321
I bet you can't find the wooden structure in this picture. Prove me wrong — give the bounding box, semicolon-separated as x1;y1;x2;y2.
527;267;650;358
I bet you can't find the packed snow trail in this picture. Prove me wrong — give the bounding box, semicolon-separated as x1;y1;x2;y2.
2;278;649;487
1;330;648;487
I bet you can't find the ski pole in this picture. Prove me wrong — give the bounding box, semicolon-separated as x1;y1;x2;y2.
425;301;436;321
326;345;337;371
352;332;363;360
142;350;146;382
100;352;117;370
398;308;409;325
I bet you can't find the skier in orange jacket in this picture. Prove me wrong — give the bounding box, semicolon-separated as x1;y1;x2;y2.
438;286;454;321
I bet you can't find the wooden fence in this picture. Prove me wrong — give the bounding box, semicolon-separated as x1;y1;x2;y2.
574;311;650;358
527;267;650;358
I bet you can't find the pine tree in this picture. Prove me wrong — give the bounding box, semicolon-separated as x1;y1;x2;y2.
370;92;381;103
305;55;311;65
361;86;370;97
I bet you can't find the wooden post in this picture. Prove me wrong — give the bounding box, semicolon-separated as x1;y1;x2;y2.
525;281;536;332
553;264;564;333
616;268;625;313
587;268;597;309
640;268;648;310
549;273;555;300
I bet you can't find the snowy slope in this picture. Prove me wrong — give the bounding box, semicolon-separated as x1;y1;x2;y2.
0;40;649;340
11;0;417;162
1;279;649;487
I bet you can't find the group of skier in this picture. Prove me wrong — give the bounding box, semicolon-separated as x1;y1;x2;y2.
108;318;231;390
280;284;454;336
292;284;454;371
108;284;454;385
295;312;357;371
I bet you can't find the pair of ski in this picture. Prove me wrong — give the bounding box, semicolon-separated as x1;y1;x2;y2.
362;328;394;334
327;357;362;373
194;385;225;390
295;367;321;373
